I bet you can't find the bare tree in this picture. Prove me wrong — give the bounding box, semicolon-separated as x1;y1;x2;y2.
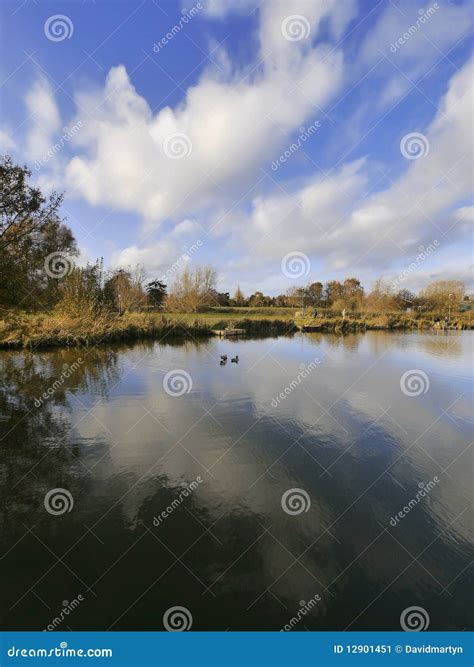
166;265;217;312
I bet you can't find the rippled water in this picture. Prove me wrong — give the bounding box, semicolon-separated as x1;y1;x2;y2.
1;331;472;630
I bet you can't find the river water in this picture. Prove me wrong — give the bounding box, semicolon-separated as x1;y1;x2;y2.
0;331;472;631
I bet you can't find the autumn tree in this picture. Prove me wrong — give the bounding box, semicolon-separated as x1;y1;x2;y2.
341;278;364;310
393;289;416;311
306;281;324;305
234;286;245;306
365;278;395;312
56;259;107;318
166;265;217;312
104;266;147;313
325;280;344;306
421;280;465;311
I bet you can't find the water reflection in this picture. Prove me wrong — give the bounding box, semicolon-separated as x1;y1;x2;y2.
0;332;472;631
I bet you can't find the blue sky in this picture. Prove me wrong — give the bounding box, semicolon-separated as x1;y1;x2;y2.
0;0;472;296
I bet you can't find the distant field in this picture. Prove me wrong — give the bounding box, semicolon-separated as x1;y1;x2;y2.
159;308;297;323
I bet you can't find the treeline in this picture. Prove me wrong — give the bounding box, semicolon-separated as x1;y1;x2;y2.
231;278;467;313
0;155;468;317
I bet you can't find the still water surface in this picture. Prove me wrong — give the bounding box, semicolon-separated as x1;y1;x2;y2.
1;331;472;630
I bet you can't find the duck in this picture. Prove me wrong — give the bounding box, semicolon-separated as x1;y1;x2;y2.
231;355;239;363
220;355;228;362
220;359;226;366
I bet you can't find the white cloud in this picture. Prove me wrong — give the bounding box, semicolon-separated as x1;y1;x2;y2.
236;57;473;275
60;1;351;227
170;219;203;238
0;128;15;151
361;0;472;65
360;0;473;110
111;239;180;274
14;1;471;292
24;78;61;161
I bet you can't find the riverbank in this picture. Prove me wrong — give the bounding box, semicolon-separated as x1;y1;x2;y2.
0;310;471;350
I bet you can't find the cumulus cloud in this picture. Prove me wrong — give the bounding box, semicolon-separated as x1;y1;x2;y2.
359;0;473;110
62;1;350;227
24;77;61;162
111;239;181;273
13;0;472;291
237;57;473;274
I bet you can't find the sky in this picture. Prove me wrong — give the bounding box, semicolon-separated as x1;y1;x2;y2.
0;0;472;296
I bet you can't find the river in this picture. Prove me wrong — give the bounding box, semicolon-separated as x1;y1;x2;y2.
0;331;472;631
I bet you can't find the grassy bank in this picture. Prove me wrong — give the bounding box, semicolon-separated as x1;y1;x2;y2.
0;309;471;350
0;312;297;349
295;311;473;332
